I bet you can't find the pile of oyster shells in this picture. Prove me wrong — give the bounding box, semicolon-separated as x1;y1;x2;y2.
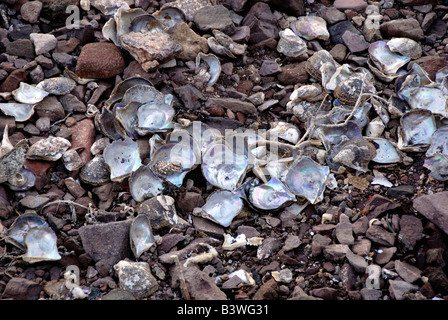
3;1;448;262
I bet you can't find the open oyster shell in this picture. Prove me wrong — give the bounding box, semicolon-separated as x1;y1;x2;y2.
0;103;35;122
246;177;296;212
397;109;436;152
332;138;377;172
136;102;175;133
200;190;243;227
23;227;61;264
26;137;71;161
80;155;111;186
103;138;142;182
426;126;448;158
130;214;155;258
129;165;164;202
3;213;48;250
7;166;36;191
36;77;76;95
277;28;307;58
195;52;221;87
285;156;329;204
424;153;448;181
12;82;49;104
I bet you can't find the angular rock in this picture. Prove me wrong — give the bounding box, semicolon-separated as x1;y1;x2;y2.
394;260;421;283
267;0;305;16
120;32;181;72
366;225;395;246
138;196;180;231
69;118;95;165
379;18;425;41
424;266;448;295
413;191;448;235
260;60;282;76
183;266;227;300
3;277;43;300
78;220;133;269
0;69;28;92
205;97;257;114
194;5;235;35
257;237;282;260
388;280;419;300
319;6;346;25
75;42;125;79
167;22;209;61
34;96;65;122
398;215;423;250
21;1;43;24
6;39;35;58
59;93;86;113
174;85;206;110
334;0;367;11
114;260;159;299
328;20;362;44
360;288;382;300
310;287;338;300
363;194;401;220
346;250;368;273
277;62;309;85
242;2;279;43
409;56;448;82
253;278;279;300
323;244;350;262
386;185;415;199
342;30;369;53
375;246;397;265
335;219;354;245
29;33;57;55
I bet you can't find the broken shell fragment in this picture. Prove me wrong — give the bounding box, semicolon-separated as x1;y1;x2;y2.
79;155;111;186
130;214;155;258
406;86;448;117
136;102;174;133
0;138;28;184
247;177;296;212
95;107;126;140
367;138;401;164
277;28;307;58
105;76;153;109
317;121;362;151
130;14;163;33
200;190;243;227
90;0;131;15
333;75;376;106
202;143;248;191
268;121;302;145
332;138;377;172
424;153;448;181
285;157;329;204
154;6;186;29
305;50;339;81
369;41;410;76
12;82;49;104
36;77;76;95
63;149;84;171
129;165;164;202
386;37;422;60
0;103;35;122
426;126;448;158
26;137;71;161
23;227;61;264
195;52;221;87
3;213;49;250
103;138;142;182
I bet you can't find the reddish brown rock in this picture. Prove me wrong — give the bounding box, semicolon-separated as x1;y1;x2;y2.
0;69;28;92
75;42;125;79
3;277;43;300
69;118;96;165
277;62;309;85
409;56;448;81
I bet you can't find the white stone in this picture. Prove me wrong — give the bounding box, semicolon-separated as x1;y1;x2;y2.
30;33;57;55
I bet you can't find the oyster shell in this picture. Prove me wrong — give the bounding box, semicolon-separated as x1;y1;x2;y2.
104;76;153;109
12;82;48;104
386;37;422;60
406;86;448;117
317;121;362;151
36;77;77;95
114;101;141;139
202;142;248;191
153;6;186;29
130;214;155;258
212;29;246;56
367;137;401;164
170;121;222;155
122;84;166;105
195;52;221;87
277;28;307;58
305;50;339;81
289;84;326;103
130;14;163;33
247;177;296;212
285;156;329;204
200;190;243;227
333;74;376;106
365;117;386;137
7;166;36;191
0;103;35;122
268;121;301;145
62;149;84;171
90;0;130;15
369;41;410;75
129;165;164;202
148;141;199;187
424;153;448;181
23;227;61;264
426;125;448;158
291;16;329;41
95;107;126;140
398;109;436;152
0;133;28;184
103;138;142;182
26;137;71;161
207;36;235;58
136;102;174;133
3;213;48;250
79;155;111;186
332;138;377;172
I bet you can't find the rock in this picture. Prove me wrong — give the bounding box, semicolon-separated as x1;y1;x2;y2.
374;246;397;265
35;116;50;132
379;18;425;41
27;136;71;161
333;0;368;12
78;220;133;269
339;263;357;291
360;288;382;300
283;235;302;252
310;287;338;300
167;22;209;61
19;195;50;209
205;97;257;114
113;260;159;298
366;225;395;246
398;215;423;250
75;42;125;79
413;191;448;235
257;237;282;260
231;26;251;43
319;6;346;25
29;33;57;55
222;0;248;12
59;94;86;113
312;234;332;256
6;39;35;58
342;30;369;53
388;280;419;300
120;31;181;72
277;62;309;85
329;43;348;62
346;250;368;273
20;1;43;24
64;177;86;198
386;185;415;199
335;219;354;245
0;69;28;92
138;196;180;231
174;85;206;110
194;5;235;35
328;20;362;44
253;278;279;300
394;260;421;283
259;60;282;76
69;118;96;165
266;0;305;16
3;277;43;300
176;191;205;213
323;244;350;262
242;2;279;43
34;96;65;122
101;288;136;300
409;56;448;81
363;194;401;220
351;238;371;256
424;266;448;295
182;266;227;300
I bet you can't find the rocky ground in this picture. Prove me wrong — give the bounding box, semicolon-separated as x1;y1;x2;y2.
1;0;448;302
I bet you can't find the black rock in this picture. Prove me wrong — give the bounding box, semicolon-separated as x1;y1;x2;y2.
328;21;361;44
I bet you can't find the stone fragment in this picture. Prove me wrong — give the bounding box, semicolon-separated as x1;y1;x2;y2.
398;215;423;250
34;96;65;122
323;244;350;262
205;97;257;114
342;30;369;53
277;62;309;85
346;250;368;273
137;196;180;231
167;22;209;61
120;32;181;72
366;225;395;246
257;237;282;260
259;60;281;76
0;69;28;92
182;266;227;300
335;219;354;245
29;33;57;55
78;220;133;269
69;118;95;165
6;39;35;58
194;5;235;35
409;56;448;81
425;266;448;295
174;85;206;110
388;280;419;300
59;94;86;113
318;6;346;25
413;191;448;235
379;18;425;41
21;1;43;24
394;260;421;283
360;288;382;300
310;287;338;300
312;234;331;256
253;278;279;300
3;277;43;300
333;0;368;11
242;2;279;43
75;42;125;79
114;260;159;298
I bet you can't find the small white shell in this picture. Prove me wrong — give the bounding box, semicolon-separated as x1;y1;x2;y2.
0;103;35;122
12;82;49;104
130;214;155;258
23;227;61;264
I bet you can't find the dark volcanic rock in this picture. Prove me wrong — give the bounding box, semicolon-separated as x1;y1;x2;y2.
242;2;279;43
